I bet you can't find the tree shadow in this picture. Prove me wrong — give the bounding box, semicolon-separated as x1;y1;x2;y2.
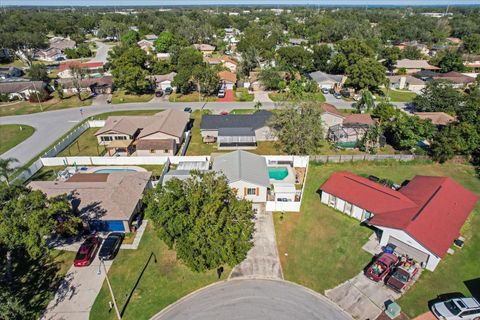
120;252;157;317
464;278;480;300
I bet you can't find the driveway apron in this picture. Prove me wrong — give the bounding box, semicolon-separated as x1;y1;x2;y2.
230;205;283;280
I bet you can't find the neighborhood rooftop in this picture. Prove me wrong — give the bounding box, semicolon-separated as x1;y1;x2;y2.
28;172;152;221
200;110;272;130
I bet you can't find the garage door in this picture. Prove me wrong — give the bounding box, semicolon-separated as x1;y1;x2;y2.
388;237;430;263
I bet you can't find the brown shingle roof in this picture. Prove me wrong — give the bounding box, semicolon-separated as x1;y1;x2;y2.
414;112;457;126
218;71;237;83
433;72;475;84
0;81;44;94
29;172;152;221
344;114;375;125
320;103;345;117
58;76;113;89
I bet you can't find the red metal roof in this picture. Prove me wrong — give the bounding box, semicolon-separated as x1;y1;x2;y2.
320;172;478;258
59;61;104;72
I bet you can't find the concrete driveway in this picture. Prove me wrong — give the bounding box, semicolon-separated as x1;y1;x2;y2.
325;272;401;320
42;258;112;320
229;205;283;280
151;279;352;320
254;90;273;103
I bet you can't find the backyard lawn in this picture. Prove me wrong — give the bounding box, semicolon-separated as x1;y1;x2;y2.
57;128;104;157
0;124;35;154
90;109;161;120
111;90;153;104
168;92;217;102
0;94;93;117
377;88;417;102
90;225;230;320
274;161;480;318
185;110;217;156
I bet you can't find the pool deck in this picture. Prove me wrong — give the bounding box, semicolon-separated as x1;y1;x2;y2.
81;165;148;173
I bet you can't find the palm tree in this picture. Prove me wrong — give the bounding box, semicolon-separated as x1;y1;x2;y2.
0;158;19;185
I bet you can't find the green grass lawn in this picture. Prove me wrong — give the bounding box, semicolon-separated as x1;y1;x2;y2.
57;128;105;157
377;88;417;102
111;91;153;104
168;92;217;103
0;93;93;117
0;124;35;154
268;92;326;102
0;59;26;68
274;161;480;317
185;110;218;156
91;109;161;120
230;109;256;114
90;225;230;320
235;88;255;102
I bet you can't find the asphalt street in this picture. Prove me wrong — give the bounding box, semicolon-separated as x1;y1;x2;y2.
151;279;352;320
90;41;110;63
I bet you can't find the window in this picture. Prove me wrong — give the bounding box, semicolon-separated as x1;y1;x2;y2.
150;149;155;154
363;210;372;220
101;136;112;142
246;188;256;195
164;149;169;153
328;195;336;206
344;202;353;214
114;136;127;140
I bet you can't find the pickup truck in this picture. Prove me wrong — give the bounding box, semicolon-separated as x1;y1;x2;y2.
365;252;398;282
386;260;419;292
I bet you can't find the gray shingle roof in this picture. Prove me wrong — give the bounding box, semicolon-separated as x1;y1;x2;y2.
218;127;255;137
212;150;269;187
308;71;343;83
200;111;272;131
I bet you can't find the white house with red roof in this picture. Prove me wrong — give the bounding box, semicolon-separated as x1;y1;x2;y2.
319;172;478;271
58;61;105;78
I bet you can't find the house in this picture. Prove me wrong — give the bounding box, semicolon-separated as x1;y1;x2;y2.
95;109;190;156
0;80;46;100
319;172;478;271
432;71;476;88
414;112;457;127
462;54;480;72
218;70;237;89
146;72;177;91
308;71;345;91
200;110;274;149
328;114;376;148
29;172;152;232
156;52;171;60
145;34;158;42
137;39;154;53
212;150;270;203
320;103;345;137
37;47;65;62
288;38;307;46
248;72;263;91
204;56;238;73
387;75;426;94
394;59;439;74
49;37;76;51
58;61;104;78
58;76;113;94
193;44;216;56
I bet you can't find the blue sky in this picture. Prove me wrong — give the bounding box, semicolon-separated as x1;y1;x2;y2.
2;0;480;6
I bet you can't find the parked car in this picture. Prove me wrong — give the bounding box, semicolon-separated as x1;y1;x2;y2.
184;107;192;113
220;111;229;115
98;233;124;261
431;297;480;320
321;87;330;94
155;90;164;97
333;92;342;99
218;89;226;98
74;235;101;267
340;89;351;98
386;260;419;292
368;175;380;182
164;87;173;95
365;252;398;282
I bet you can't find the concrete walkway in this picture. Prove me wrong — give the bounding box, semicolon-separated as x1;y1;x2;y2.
325;272;401;320
229;206;283;280
121;220;148;250
42;258;112;320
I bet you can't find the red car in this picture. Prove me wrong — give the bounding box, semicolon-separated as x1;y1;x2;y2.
365;252;398;282
74;235;101;267
386;260;419;292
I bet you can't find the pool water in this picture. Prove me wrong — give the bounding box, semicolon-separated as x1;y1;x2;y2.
94;168;137;174
268;167;289;180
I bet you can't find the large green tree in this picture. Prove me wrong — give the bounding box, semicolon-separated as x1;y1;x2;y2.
276;46;312;72
145;171;255;272
413;80;463;113
463;33;480;54
345;58;387;91
383;113;436;150
269;103;324;155
435;50;466;73
111;46;151;93
312;44;332;72
154;31;175;53
259;67;282;91
28;63;49;82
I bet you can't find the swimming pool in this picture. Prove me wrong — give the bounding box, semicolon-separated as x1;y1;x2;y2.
94;168;137;174
268;167;289;180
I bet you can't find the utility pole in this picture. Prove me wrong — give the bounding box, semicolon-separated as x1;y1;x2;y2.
100;259;122;320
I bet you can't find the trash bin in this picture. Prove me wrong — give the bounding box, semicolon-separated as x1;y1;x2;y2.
385;302;401;319
384;245;395;254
